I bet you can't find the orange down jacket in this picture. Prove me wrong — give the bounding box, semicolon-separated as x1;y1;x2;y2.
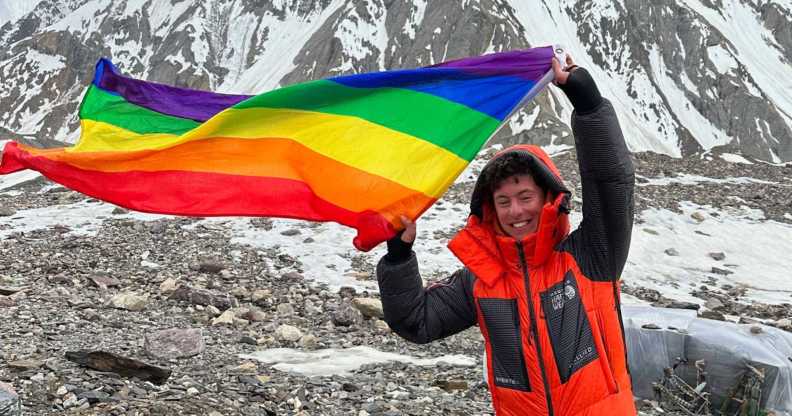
377;99;636;416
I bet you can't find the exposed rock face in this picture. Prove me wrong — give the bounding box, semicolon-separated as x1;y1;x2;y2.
0;0;789;161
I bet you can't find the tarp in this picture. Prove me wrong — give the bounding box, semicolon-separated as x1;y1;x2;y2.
624;305;792;415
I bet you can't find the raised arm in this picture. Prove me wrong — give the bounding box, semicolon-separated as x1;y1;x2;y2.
557;65;635;281
375;220;477;344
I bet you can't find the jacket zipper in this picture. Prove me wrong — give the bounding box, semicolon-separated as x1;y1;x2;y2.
517;242;555;416
611;280;630;376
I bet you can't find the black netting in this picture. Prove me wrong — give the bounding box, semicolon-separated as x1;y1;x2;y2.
540;271;598;383
479;298;531;391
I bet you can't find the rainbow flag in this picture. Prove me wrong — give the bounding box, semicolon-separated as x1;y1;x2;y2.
0;46;557;250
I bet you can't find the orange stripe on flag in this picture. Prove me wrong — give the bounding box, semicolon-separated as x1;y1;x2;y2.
14;140;436;233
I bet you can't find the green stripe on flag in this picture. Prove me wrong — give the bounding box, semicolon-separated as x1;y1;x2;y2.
79;86;200;135
233;80;501;161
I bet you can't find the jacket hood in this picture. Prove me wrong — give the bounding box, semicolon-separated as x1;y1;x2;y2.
468;144;570;219
448;145;572;286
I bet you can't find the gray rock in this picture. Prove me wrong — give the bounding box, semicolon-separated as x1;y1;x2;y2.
739;316;761;325
230;287;248;299
205;305;221;317
304;299;321;316
275;325;303;342
280;229;301;236
148;222;167;234
711;267;734;275
144;328;205;359
62;392;78;409
0;208;15;217
169;285;238;310
76;390;110;404
352;298;384;319
239;336;257;345
332;302;364;327
198;261;224;274
7;359;44;370
704;297;725;310
664;248;679;256
282;272;304;281
434;379;468;392
298;334;318;349
338;286;357;298
65;350;171;384
108;292;149;311
373;319;391;333
212;310;236;326
698;310;726;321
708;252;726;261
777;318;792;331
251;289;271;304
277;303;295;317
241;308;267;322
691;212;707;222
0;287;25;296
159;278;179;294
667;301;700;310
89;275;121;289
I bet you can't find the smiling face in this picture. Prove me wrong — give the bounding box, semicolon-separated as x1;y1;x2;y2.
492;174;546;240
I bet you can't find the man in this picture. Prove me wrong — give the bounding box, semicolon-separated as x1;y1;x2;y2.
376;57;636;416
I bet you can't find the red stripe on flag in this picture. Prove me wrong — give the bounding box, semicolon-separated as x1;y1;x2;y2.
2;142;396;250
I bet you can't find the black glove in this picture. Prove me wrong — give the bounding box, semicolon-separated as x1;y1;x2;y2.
384;230;413;263
557;67;602;115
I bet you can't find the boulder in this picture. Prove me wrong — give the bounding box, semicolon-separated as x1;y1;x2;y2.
144;328;205;359
352;298;384;319
108;292;149;311
275;325;303;342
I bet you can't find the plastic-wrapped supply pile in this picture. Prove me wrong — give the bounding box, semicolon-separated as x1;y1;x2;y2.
624;305;792;416
0;382;20;416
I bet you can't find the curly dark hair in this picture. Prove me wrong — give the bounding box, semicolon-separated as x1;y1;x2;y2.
483;152;548;196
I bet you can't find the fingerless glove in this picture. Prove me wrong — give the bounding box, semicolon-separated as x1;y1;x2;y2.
384;231;413;263
557;67;603;115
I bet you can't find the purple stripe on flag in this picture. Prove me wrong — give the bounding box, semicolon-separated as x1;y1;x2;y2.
430;46;555;81
93;59;251;122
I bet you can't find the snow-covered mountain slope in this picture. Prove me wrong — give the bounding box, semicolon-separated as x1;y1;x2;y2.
0;0;45;27
511;0;792;161
0;0;790;161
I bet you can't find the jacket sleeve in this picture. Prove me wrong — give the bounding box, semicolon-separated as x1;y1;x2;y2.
376;253;477;344
562;98;635;281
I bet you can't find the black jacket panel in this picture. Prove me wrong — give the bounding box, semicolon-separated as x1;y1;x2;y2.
376;253;477;344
